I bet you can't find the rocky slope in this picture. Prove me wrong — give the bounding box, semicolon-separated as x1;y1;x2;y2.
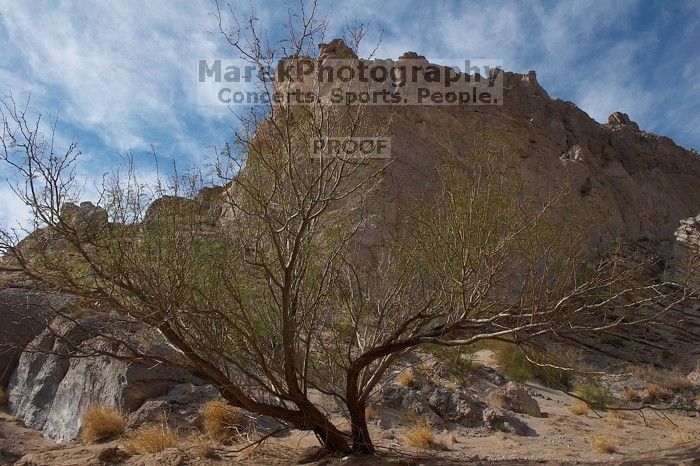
336;40;700;368
361;62;699;250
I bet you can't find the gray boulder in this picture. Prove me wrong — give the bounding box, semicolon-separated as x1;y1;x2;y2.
0;289;74;387
379;382;486;428
128;382;219;429
8;316;193;442
482;407;536;436
427;386;485;427
487;382;542;417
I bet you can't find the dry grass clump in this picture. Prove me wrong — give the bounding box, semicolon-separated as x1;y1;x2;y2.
364;405;376;422
405;423;445;450
200;400;243;443
672;430;696;445
0;387;7;409
396;370;414;387
644;383;673;402
81;405;125;443
444;379;460;391
122;424;178;454
605;413;624;428
630;365;694;393
622;386;640;402
591;435;616;454
416;360;435;375
187;433;219;459
569;401;589;416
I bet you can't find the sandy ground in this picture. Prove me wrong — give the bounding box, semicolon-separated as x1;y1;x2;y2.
0;411;55;464
2;349;699;465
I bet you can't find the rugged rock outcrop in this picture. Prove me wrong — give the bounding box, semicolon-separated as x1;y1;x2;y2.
606;111;640;131
487;382;542;417
482;407;536;436
379;377;539;436
8;315;194;442
319;38;358;60
0;289;74;387
667;214;700;287
255;39;700;251
127;382;219;430
381;383;486;429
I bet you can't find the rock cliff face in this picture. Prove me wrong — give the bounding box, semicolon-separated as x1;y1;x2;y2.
7;316;193;442
361;66;700;249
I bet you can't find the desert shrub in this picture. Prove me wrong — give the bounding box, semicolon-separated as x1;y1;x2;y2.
493;342;533;382
426;346;474;382
574;382;611;409
200;400;243;443
0;387;7;409
535;361;576;391
405;423;444;450
187;433;219;459
569;401;589;416
591;435;616;453
81;405;125;443
492;342;575;390
396;369;414;387
122;424;178;454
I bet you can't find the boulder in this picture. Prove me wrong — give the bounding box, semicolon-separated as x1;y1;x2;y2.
0;289;74;387
427;386;485;427
8;316;193;442
379;381;486;428
128;383;219;429
482;407;536;436
487;382;542;417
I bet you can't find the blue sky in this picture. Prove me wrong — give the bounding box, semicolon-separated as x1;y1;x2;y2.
0;0;698;227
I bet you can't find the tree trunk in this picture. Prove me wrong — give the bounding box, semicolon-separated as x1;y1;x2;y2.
345;369;375;454
349;403;375;454
295;398;353;454
310;421;352;454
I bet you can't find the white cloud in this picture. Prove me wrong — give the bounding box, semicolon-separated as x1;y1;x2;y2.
0;0;227;153
0;184;33;232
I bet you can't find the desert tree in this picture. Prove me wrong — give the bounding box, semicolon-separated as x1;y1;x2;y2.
1;4;697;457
